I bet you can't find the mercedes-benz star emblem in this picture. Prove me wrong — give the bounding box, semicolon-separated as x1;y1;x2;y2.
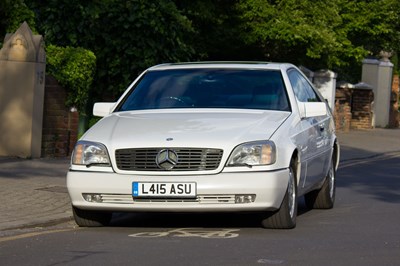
156;149;178;170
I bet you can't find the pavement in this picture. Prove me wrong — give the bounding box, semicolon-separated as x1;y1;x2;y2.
0;128;399;233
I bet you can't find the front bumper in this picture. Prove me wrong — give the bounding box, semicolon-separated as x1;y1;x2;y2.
67;169;289;212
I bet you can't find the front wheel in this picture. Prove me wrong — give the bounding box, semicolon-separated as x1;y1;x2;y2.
305;158;336;209
261;164;297;229
72;206;112;227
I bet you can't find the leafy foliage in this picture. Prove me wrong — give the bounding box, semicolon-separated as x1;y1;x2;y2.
236;0;400;73
46;45;96;111
29;0;195;100
4;0;400;103
174;0;248;60
0;0;36;45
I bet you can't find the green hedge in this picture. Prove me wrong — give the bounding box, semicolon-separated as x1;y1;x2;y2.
46;44;96;112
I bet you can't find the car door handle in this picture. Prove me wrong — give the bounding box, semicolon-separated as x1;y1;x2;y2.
319;124;325;132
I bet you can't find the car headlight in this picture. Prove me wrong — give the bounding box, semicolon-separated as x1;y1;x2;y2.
227;141;276;167
72;141;111;167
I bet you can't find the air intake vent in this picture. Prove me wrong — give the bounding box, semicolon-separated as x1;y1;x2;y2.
115;148;223;171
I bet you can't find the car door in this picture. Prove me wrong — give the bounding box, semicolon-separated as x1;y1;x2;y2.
287;69;332;191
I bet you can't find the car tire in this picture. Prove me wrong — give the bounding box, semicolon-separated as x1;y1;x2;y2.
72;206;112;227
304;158;336;209
261;163;297;229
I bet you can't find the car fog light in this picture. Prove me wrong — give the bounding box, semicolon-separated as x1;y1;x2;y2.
83;193;103;203
235;194;256;204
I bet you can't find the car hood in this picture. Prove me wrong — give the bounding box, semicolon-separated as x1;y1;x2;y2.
84;109;290;150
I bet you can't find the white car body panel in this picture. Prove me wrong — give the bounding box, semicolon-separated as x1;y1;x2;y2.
67;169;290;212
83;109;291;175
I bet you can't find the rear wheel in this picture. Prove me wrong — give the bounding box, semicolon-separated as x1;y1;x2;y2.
261;163;297;229
72;206;112;227
305;158;336;209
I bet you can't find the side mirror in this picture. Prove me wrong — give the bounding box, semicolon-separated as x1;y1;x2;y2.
299;102;327;118
93;102;116;117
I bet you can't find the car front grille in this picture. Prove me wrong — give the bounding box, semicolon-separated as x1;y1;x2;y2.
115;148;223;171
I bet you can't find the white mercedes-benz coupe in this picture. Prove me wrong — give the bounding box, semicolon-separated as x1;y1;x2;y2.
67;62;339;229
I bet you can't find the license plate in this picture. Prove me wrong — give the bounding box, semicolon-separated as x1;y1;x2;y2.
132;182;196;198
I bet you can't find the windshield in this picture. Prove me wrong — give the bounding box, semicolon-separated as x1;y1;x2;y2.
117;68;290;112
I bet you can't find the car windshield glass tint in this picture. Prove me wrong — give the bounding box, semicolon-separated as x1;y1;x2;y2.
117;69;290;111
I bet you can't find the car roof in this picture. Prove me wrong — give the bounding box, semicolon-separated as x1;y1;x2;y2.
147;61;295;71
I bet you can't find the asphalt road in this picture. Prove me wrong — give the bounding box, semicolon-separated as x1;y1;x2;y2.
0;154;399;266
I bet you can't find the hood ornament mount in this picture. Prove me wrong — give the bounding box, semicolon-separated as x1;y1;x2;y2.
156;149;178;170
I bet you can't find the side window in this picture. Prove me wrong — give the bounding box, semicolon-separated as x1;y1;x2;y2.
288;69;321;102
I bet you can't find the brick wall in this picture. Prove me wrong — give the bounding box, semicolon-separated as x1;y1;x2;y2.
42;75;79;157
334;87;352;132
334;86;374;131
389;74;399;128
350;89;374;130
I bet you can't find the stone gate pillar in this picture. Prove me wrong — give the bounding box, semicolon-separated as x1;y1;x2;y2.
313;69;337;113
362;55;393;128
0;22;46;158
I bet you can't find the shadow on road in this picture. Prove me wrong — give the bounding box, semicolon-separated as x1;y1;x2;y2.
337;148;400;204
108;199;311;229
